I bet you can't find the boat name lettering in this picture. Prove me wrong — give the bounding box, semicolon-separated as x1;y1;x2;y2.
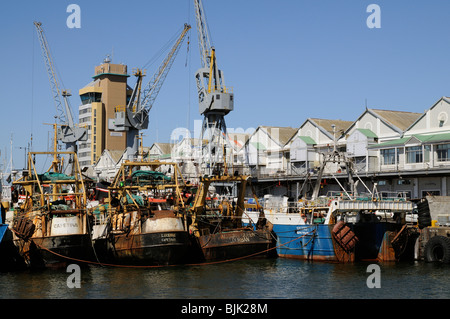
161;233;177;243
161;233;176;238
54;222;79;228
295;227;313;235
227;233;255;243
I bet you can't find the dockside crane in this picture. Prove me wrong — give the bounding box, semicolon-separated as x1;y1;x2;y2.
33;21;87;173
193;0;234;174
113;24;191;160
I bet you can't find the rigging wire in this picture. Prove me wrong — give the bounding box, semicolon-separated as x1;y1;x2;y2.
141;25;184;71
185;0;193;134
31;24;35;152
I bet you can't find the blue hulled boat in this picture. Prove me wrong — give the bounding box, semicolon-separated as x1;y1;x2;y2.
245;193;415;262
243;147;416;263
0;203;26;271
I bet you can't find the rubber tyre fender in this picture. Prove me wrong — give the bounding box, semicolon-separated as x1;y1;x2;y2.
417;200;432;229
418;216;432;229
424;236;450;263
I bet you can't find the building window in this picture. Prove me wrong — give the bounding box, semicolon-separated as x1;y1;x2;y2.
79;107;91;114
406;146;422;163
436;143;450;162
80;92;102;105
381;148;396;165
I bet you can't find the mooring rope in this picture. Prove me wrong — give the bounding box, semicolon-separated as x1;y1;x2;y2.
15;227;317;269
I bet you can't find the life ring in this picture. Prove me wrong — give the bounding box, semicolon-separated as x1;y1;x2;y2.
424;235;450;263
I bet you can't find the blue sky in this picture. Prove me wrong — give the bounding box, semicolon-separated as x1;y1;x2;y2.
1;0;450;170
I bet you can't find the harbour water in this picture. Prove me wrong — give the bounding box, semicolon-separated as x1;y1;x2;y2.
1;258;450;299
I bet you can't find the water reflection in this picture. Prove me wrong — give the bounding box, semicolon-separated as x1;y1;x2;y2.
1;259;450;299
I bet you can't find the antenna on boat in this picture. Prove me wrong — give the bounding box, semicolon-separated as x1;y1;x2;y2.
332;124;337;153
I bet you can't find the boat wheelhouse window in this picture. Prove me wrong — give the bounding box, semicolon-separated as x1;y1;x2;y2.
380;148;395;165
397;191;411;199
436;143;450;162
406;146;422;163
422;190;440;197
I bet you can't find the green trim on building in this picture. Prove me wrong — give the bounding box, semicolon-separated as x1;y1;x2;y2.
369;133;450;149
412;133;450;143
251;142;266;150
297;136;316;145
92;72;130;79
356;128;378;138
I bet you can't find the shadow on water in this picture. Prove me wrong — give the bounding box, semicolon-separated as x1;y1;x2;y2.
1;258;450;299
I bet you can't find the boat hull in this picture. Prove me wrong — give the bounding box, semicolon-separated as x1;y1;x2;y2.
0;227;27;271
273;221;402;262
0;224;7;243
29;234;95;268
106;231;191;266
274;224;338;262
197;229;274;261
352;222;402;261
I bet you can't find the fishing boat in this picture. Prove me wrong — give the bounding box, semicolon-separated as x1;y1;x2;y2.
91;160;192;266
189;174;274;262
11;151;94;268
0;202;8;263
244;149;416;262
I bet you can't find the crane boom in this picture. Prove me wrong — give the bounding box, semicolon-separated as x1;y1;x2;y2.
34;21;73;126
141;24;190;116
193;0;212;69
127;23;191;131
112;23;191;159
34;21;87;174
